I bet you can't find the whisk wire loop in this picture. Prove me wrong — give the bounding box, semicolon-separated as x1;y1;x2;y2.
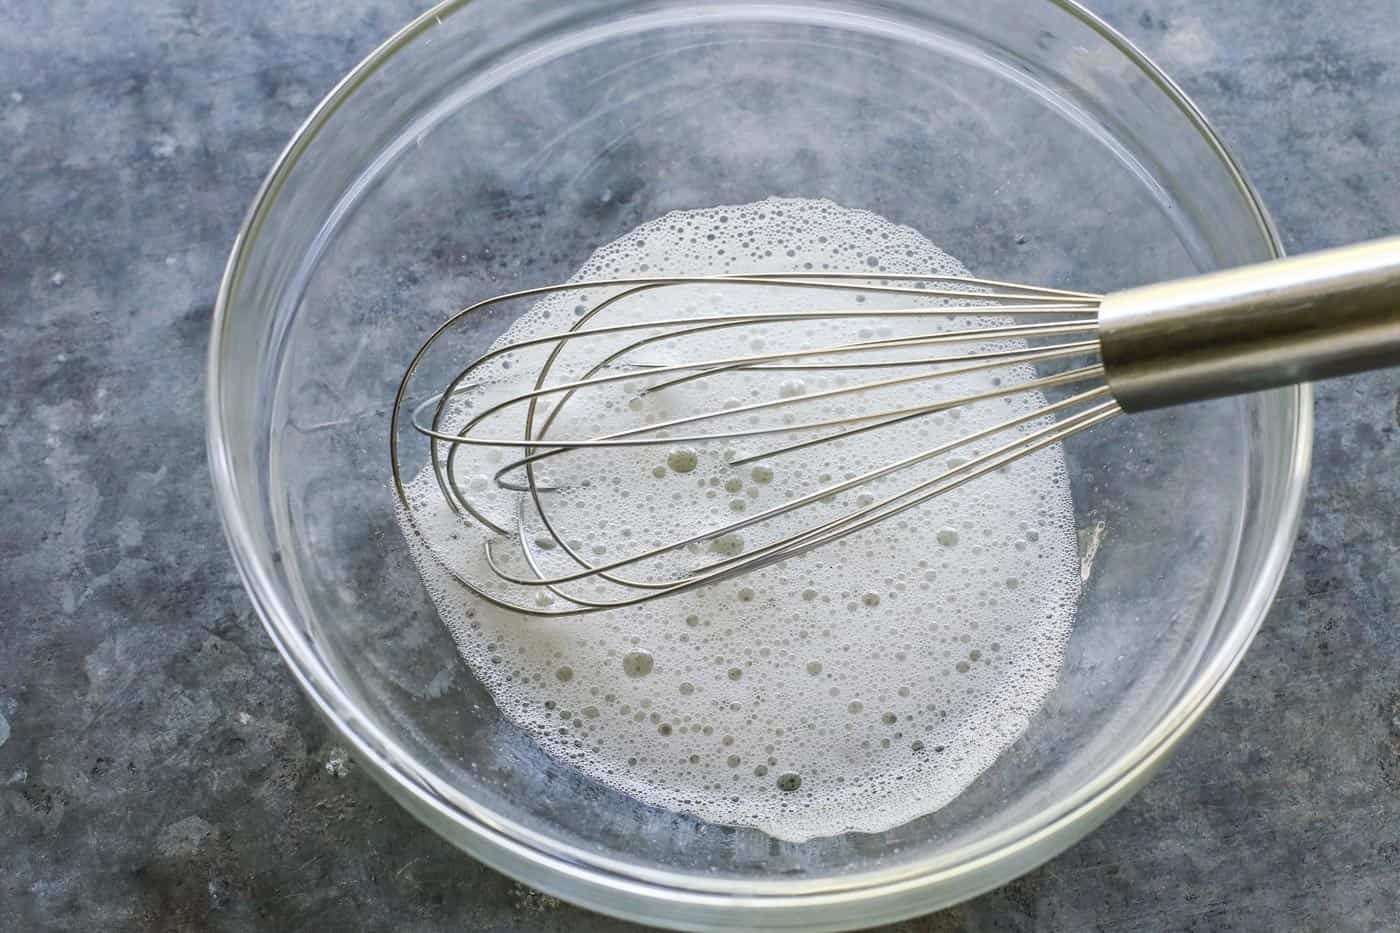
391;271;1110;615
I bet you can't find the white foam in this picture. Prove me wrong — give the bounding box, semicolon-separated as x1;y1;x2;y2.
395;198;1079;841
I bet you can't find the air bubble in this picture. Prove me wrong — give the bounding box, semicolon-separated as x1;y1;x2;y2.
622;652;655;678
709;533;744;556
667;447;699;473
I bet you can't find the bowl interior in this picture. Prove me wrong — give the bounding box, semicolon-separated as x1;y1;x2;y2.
213;0;1300;918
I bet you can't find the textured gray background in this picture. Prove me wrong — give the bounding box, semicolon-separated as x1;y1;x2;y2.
2;0;1399;930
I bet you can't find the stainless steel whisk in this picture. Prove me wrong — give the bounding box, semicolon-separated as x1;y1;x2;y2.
392;237;1400;616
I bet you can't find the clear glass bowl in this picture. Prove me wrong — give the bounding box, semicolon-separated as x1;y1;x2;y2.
207;1;1311;928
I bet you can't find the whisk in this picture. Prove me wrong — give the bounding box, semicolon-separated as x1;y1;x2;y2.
392;237;1400;616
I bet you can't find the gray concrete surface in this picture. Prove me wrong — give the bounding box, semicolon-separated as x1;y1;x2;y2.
2;0;1399;929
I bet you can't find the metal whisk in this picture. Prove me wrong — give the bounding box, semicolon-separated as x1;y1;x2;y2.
392;237;1400;616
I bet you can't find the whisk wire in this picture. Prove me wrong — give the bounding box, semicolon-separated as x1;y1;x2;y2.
484;395;1121;611
392;271;1110;615
487;383;1115;592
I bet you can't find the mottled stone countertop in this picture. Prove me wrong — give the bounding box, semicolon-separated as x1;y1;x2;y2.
3;0;1399;929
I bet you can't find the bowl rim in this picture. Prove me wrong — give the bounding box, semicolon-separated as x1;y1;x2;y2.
207;0;1312;925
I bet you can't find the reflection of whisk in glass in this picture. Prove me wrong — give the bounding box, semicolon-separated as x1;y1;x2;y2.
392;238;1400;615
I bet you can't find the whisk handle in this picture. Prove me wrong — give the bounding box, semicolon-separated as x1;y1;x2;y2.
1098;236;1400;412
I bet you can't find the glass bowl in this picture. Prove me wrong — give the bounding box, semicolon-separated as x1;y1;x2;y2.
207;0;1311;928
